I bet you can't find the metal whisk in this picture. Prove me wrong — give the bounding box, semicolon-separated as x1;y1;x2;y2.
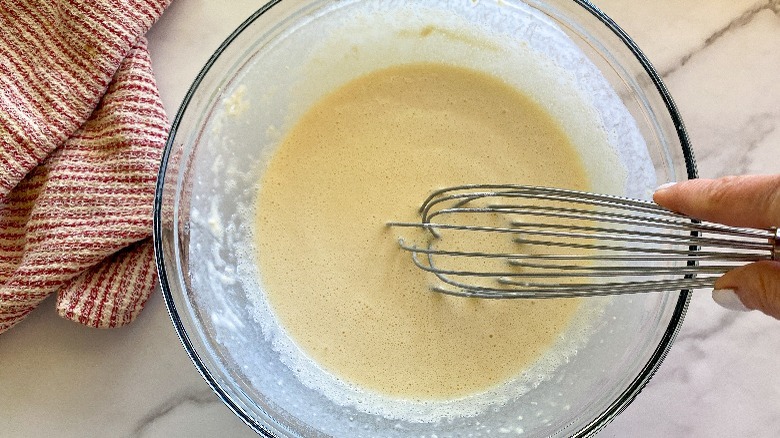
387;184;779;299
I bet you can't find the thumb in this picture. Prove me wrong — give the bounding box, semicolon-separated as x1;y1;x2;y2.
712;261;780;319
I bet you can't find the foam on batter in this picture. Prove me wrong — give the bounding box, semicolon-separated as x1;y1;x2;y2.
191;0;655;427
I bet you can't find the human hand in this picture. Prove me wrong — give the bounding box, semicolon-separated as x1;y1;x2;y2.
653;175;780;319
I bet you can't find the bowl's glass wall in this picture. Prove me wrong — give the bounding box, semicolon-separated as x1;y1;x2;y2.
155;1;693;437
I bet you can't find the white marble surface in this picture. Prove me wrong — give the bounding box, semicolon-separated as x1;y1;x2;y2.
1;1;778;437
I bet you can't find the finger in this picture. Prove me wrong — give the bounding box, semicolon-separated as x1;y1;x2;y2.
712;261;780;320
653;174;780;229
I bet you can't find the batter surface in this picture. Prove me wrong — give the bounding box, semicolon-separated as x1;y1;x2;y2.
254;63;590;400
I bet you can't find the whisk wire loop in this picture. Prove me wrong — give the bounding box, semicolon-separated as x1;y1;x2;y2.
389;185;778;299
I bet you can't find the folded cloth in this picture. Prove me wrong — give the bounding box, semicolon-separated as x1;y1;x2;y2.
0;0;171;333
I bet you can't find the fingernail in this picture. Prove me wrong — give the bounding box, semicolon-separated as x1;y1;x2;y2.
712;289;751;312
654;182;677;193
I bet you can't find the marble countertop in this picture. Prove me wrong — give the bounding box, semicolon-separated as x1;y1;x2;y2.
1;1;778;437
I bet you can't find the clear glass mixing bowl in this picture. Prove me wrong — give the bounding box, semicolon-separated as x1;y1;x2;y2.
154;1;695;436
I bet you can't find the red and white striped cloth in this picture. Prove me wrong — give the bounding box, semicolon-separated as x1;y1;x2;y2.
0;0;171;333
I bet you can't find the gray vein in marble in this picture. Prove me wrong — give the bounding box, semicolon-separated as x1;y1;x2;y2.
131;388;224;438
727;113;778;176
676;303;741;345
660;0;780;78
696;112;778;177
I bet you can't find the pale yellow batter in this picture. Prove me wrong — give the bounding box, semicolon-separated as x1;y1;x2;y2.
254;63;590;400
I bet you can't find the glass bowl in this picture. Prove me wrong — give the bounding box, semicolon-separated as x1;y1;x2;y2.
153;0;695;436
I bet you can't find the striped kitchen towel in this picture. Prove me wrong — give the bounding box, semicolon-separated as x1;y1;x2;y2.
0;0;171;333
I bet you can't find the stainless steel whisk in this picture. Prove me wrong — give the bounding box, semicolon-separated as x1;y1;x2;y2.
387;184;779;299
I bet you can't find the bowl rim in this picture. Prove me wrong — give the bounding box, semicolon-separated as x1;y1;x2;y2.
152;1;695;436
